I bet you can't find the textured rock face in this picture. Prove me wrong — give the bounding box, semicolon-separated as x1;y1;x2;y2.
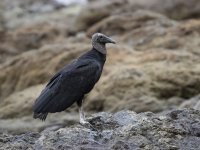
75;0;200;31
0;109;200;150
0;85;44;119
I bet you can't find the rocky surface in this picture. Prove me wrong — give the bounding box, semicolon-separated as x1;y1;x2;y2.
0;109;200;150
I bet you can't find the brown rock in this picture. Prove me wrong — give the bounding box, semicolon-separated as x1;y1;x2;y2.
76;0;200;31
126;0;200;20
87;10;200;54
87;10;176;45
74;0;127;31
6;22;69;52
0;84;44;119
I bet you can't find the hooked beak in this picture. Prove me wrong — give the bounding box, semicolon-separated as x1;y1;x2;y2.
106;37;116;44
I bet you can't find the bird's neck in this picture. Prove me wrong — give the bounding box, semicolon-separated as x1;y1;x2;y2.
90;47;106;64
92;42;106;55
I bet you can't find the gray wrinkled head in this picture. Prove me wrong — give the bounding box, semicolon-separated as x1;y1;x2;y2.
92;33;116;54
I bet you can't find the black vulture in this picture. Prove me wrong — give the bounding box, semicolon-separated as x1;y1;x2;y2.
33;33;116;124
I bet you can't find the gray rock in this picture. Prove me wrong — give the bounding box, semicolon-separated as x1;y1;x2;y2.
0;109;200;150
180;94;200;110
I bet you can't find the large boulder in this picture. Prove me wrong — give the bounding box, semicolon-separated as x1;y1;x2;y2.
0;109;200;149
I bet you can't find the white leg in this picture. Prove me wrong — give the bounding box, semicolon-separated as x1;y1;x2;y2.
79;105;87;124
77;99;96;130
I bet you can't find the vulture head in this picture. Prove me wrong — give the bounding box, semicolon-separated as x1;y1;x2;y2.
92;33;116;54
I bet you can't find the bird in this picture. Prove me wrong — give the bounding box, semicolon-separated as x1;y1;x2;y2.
33;33;116;125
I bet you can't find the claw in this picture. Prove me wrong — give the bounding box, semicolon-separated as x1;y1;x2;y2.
80;120;97;131
79;108;96;130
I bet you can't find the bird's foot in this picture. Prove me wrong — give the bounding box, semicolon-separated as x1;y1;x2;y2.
80;119;97;131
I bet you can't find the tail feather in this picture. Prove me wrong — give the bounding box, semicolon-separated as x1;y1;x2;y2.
33;112;48;121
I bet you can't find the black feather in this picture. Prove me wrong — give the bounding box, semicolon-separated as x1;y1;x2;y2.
33;48;106;120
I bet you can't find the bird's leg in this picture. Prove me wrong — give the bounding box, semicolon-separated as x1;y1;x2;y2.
77;98;88;124
77;99;96;130
79;102;87;124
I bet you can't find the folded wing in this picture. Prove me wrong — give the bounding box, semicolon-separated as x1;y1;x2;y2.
33;59;101;120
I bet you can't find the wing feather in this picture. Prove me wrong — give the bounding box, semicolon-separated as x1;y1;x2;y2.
33;59;101;120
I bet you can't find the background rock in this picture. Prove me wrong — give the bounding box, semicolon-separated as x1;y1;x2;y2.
0;85;44;119
75;0;200;31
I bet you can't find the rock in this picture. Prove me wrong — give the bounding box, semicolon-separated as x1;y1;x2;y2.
3;22;70;53
74;0;126;31
0;84;44;119
0;109;200;149
0;4;4;31
0;112;79;134
87;10;177;49
87;10;200;50
87;10;175;37
180;94;200;110
75;0;200;31
126;0;200;20
0;83;79;120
